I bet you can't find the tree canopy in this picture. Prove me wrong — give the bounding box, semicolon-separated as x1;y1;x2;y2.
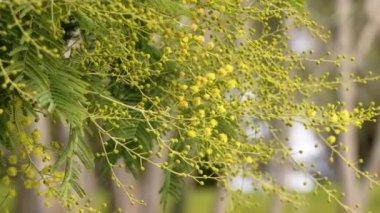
0;0;379;212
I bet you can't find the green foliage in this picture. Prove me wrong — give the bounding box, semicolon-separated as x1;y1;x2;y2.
0;0;380;212
289;0;305;12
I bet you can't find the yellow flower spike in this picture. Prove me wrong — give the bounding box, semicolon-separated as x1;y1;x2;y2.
0;108;3;115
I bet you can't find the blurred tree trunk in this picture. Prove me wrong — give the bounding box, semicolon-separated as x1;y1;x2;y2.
268;123;288;213
109;131;174;213
336;0;359;210
172;179;190;213
214;186;228;213
110;165;141;213
335;0;380;211
139;156;164;213
139;131;175;213
268;160;285;213
355;2;380;210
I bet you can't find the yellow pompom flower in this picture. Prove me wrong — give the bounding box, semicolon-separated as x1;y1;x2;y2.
206;73;216;81
245;156;253;164
211;88;220;98
218;133;228;143
206;148;213;155
194;97;202;106
1;176;11;185
191;23;198;31
210;119;218;127
32;146;44;157
8;189;16;198
178;100;189;109
218;68;227;76
7;167;17;177
198;109;205;118
207;42;215;49
179;84;188;91
32;130;42;141
226;80;237;89
194;35;204;44
327;136;336;144
330;113;338;123
203;128;212;137
24;180;33;189
203;94;210;100
25;167;36;179
217;105;226;114
225;64;234;73
187;130;197;138
190;85;200;94
340;110;350;121
8;155;18;165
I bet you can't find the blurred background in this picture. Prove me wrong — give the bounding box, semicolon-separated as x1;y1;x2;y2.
2;0;380;212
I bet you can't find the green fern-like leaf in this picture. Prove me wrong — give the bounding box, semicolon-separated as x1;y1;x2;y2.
53;126;93;198
160;166;184;210
146;0;189;16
